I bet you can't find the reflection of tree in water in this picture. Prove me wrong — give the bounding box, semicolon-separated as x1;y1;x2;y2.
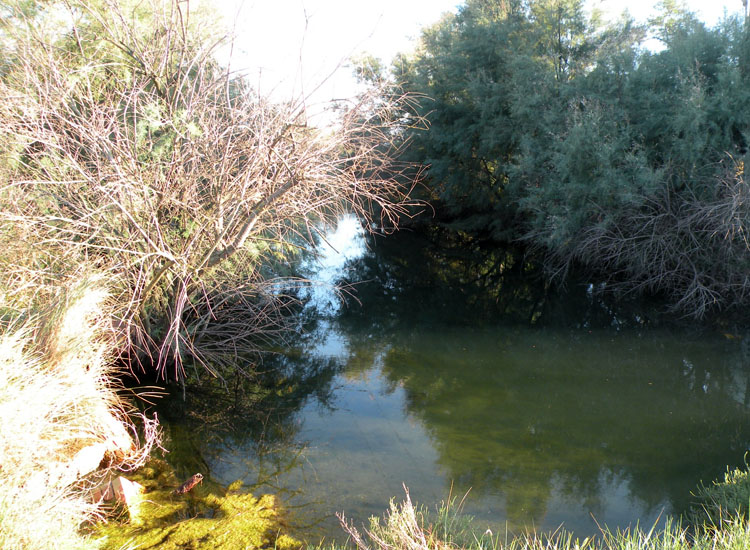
300;228;750;533
323;230;750;527
155;348;344;498
335;229;674;338
368;327;750;529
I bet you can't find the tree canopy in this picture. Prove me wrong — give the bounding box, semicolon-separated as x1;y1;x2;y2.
385;0;750;317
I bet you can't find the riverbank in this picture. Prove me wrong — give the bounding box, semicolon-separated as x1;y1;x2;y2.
0;280;298;550
0;280;153;549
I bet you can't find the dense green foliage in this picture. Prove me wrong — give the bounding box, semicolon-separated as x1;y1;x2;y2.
388;0;750;317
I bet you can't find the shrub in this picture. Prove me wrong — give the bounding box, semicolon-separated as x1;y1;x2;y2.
0;0;421;380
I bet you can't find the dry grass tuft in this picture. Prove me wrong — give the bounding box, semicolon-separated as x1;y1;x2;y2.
340;485;459;550
0;278;160;550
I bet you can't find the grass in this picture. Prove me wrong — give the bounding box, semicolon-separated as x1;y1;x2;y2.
689;461;750;528
0;277;158;550
337;479;750;550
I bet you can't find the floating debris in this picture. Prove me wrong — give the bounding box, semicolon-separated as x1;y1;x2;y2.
174;472;203;495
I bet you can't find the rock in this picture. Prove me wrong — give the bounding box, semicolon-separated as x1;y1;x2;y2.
92;475;144;520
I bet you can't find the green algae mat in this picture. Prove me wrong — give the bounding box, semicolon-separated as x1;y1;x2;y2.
93;459;300;550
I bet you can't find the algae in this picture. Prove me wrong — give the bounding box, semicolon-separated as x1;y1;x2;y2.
92;459;301;550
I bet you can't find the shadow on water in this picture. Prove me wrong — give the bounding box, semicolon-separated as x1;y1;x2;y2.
153;348;345;510
336;227;679;334
154;219;750;543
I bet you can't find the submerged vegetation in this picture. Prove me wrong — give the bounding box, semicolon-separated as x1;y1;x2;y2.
93;459;300;550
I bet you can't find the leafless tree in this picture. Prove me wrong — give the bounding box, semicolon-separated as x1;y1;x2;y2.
0;0;424;381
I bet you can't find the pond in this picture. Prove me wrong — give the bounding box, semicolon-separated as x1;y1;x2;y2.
156;216;750;543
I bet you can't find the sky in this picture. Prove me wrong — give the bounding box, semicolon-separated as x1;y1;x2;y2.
217;0;459;109
215;0;743;116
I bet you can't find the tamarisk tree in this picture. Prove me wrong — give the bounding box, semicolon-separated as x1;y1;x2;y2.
0;0;421;380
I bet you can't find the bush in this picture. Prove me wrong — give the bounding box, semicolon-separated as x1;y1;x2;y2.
0;0;420;380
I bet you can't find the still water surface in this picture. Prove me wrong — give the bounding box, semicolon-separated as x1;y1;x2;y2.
159;217;750;542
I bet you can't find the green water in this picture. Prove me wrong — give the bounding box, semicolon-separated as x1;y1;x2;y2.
157;218;750;543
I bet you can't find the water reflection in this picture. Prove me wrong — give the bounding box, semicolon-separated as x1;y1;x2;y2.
155;349;343;501
335;228;671;333
157;218;750;543
373;327;750;529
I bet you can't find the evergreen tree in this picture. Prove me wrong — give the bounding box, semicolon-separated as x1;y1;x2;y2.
390;0;750;316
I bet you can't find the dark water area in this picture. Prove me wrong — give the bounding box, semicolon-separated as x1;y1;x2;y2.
156;217;750;543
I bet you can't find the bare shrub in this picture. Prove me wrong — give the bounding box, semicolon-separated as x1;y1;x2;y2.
0;0;422;379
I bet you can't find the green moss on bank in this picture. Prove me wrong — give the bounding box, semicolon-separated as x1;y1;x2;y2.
93;459;300;550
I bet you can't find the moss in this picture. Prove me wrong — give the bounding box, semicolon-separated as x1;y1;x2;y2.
92;459;301;550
